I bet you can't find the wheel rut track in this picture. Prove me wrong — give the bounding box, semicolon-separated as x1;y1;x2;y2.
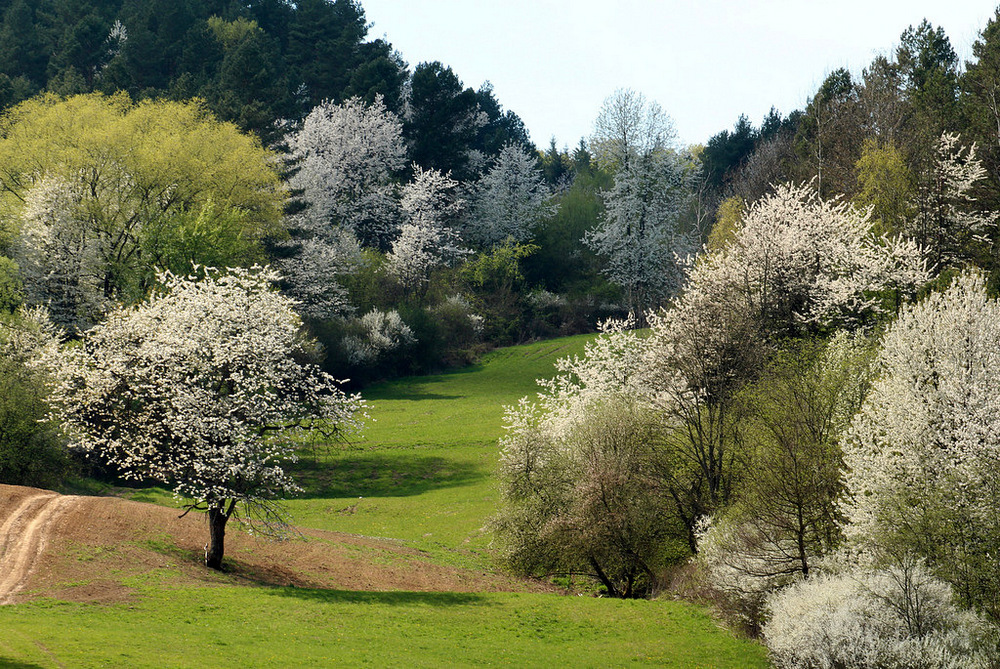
0;492;77;604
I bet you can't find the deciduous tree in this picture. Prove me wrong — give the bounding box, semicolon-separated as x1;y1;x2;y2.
286;95;406;250
0;93;284;331
40;266;365;570
584;149;698;316
385;166;468;292
466;144;556;249
841;271;1000;620
493;321;684;596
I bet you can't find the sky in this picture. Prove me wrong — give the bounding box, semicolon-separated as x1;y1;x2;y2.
359;1;996;149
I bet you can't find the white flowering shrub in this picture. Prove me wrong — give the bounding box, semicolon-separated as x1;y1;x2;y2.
493;319;688;596
697;516;807;629
342;308;416;365
909;132;995;266
39;265;366;569
764;560;996;669
699;181;928;333
386;166;469;290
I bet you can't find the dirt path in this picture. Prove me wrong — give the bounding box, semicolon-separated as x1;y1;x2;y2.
0;492;77;604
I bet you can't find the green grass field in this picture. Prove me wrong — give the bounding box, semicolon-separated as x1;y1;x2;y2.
1;334;770;668
285;334;594;567
0;586;764;668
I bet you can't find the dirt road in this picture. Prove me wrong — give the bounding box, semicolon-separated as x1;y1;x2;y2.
0;491;76;604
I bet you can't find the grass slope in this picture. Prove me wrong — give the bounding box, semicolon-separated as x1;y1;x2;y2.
0;586;766;668
0;333;769;667
284;334;594;565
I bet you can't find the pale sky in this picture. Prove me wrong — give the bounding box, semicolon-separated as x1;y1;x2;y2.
359;1;995;149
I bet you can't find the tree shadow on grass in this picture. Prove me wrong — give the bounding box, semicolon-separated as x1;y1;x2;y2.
288;453;485;499
263;586;492;608
0;658;45;668
365;364;488;400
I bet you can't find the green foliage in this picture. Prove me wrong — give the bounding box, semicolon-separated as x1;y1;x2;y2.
0;356;68;488
854;138;914;235
525;169;613;296
707;196;744;251
206;16;261;48
462;242;538;344
793;68;861;198
0;256;23;312
0;93;284;316
404;61;484;180
720;336;873;582
143;199;267;275
701;114;757;190
898;19;959;131
0;312;69;487
0;0;408;142
0;586;768;668
493;399;689;598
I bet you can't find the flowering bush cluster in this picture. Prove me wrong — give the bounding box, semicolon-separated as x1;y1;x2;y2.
764;559;995;669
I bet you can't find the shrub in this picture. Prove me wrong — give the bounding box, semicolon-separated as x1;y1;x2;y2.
763;558;997;669
0;308;69;487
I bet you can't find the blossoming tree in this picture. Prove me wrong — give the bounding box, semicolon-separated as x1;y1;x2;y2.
40;266;365;570
386;166;468;291
466;144;557;249
841;271;1000;618
286;95;406;249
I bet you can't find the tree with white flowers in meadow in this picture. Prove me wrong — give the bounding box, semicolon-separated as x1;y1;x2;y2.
40;266;365;570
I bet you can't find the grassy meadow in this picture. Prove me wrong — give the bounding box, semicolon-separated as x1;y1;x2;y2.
0;334;770;667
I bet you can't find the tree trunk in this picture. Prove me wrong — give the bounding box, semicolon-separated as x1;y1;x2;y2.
589;555;619;598
205;501;234;570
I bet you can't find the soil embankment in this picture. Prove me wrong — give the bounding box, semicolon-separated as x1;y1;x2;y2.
0;484;549;604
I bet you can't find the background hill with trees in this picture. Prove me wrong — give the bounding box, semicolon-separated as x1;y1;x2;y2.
3;1;1000;665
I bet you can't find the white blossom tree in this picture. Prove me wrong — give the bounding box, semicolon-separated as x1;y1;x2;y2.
385;166;468;291
585;150;699;316
275;225;362;320
287;95;406;249
279;98;406;318
12;175;109;329
841;271;1000;619
697;181;929;333
39;266;365;570
492;318;683;597
466;144;557;249
909;132;995;267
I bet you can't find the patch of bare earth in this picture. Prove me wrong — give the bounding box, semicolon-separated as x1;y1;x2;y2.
0;484;554;604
